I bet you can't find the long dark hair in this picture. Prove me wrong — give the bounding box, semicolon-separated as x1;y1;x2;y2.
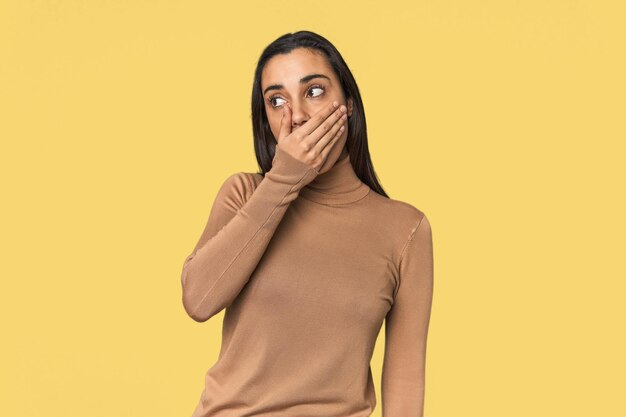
251;30;388;198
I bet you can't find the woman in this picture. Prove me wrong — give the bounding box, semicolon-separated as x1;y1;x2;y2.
181;30;434;417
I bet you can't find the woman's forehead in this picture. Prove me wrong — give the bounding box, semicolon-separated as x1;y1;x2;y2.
262;50;333;86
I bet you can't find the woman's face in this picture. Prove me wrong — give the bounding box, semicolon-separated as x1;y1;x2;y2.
261;47;354;174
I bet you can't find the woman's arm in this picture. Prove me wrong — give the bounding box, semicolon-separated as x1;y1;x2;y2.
382;213;434;417
180;146;318;322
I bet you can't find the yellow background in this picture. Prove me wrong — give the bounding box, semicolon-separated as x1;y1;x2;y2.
1;1;624;416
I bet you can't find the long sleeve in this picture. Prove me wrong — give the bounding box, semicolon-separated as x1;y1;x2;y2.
382;213;434;417
180;145;319;322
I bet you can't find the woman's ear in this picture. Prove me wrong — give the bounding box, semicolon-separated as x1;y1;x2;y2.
347;97;354;117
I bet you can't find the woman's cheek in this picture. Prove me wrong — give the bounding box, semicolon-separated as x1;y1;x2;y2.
268;113;277;131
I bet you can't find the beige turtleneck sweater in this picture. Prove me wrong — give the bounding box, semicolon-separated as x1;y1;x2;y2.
181;145;434;417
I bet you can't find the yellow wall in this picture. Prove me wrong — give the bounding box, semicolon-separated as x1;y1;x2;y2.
1;1;624;416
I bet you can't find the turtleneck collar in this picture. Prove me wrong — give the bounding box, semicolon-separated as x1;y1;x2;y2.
299;152;370;205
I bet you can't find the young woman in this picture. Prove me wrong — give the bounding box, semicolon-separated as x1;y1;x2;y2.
181;30;434;417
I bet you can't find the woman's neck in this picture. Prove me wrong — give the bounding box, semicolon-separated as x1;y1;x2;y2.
299;149;370;205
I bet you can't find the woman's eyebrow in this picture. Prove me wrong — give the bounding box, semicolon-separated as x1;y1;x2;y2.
263;73;330;96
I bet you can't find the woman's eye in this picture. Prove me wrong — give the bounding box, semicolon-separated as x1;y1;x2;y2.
267;85;325;109
308;85;325;98
268;96;286;108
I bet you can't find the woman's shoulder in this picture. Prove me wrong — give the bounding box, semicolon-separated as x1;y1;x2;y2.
368;190;426;225
362;191;431;265
212;171;263;205
224;170;263;189
364;191;431;249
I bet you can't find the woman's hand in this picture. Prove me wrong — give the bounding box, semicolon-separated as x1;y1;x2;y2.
275;101;348;172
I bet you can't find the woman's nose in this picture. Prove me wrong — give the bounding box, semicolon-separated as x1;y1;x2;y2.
288;102;310;129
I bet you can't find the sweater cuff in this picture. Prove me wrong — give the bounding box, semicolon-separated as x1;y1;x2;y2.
268;145;319;187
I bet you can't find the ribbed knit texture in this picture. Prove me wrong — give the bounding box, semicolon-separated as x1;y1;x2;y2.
181;145;434;417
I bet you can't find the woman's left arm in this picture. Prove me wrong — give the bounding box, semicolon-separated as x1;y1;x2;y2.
382;213;434;417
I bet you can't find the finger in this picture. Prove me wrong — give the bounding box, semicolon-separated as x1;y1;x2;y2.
317;123;345;164
297;101;341;138
277;104;292;141
313;114;346;156
305;107;347;150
